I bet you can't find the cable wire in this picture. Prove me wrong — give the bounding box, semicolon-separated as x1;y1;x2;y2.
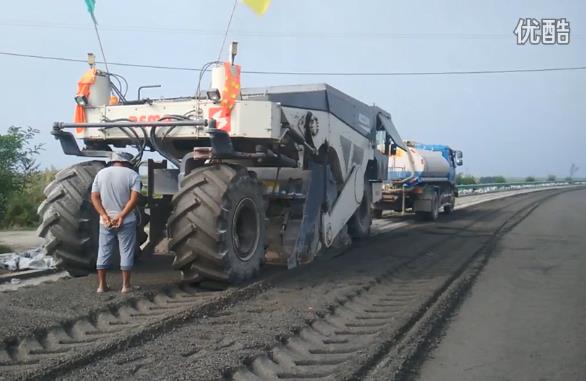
1;51;585;76
216;0;238;62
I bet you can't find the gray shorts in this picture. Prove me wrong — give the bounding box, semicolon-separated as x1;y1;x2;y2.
96;220;137;271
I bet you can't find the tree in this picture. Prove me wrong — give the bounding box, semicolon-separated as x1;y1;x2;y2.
547;175;556;182
494;176;507;183
457;173;477;185
3;169;56;228
525;176;536;182
479;176;507;184
0;126;43;223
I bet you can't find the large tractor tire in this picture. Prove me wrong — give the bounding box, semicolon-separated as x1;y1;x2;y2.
37;161;148;277
348;182;372;239
168;165;266;285
37;161;105;276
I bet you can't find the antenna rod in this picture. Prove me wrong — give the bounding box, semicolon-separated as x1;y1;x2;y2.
93;21;110;73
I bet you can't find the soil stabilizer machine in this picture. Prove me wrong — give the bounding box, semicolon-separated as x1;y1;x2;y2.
38;51;406;284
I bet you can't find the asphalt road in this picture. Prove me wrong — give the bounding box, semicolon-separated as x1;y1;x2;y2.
415;188;586;381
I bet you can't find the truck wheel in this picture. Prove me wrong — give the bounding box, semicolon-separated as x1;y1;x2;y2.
427;192;440;221
37;161;105;276
37;161;148;276
443;199;455;214
348;182;372;239
416;192;440;222
168;165;266;285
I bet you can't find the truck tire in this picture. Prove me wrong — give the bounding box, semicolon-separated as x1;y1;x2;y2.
430;193;440;221
443;199;455;214
417;192;440;222
37;161;105;276
348;182;372;239
37;161;148;277
168;165;266;285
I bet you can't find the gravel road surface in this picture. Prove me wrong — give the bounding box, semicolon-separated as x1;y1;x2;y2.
415;188;586;381
53;190;568;381
0;187;582;380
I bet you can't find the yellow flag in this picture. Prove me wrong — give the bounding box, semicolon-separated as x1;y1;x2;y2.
242;0;272;15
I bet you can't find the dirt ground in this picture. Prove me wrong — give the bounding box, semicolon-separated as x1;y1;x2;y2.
0;230;42;252
415;188;586;381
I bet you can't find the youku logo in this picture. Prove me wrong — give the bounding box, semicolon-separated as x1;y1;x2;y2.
514;18;570;45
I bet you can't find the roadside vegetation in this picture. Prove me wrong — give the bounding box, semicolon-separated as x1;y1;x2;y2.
456;174;580;186
0;126;55;229
456;174;508;185
456;173;479;185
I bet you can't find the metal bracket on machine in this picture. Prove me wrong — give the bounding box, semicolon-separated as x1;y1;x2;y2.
193;121;297;167
143;159;173;256
51;126;112;158
206;122;236;156
288;162;325;268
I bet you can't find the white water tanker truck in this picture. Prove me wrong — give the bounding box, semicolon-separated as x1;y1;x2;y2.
372;142;463;220
37;54;408;285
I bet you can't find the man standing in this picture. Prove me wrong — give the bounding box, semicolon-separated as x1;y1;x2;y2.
91;152;141;293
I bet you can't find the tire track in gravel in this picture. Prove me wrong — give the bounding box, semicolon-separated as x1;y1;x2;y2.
229;191;564;381
56;190;563;381
341;190;569;381
0;281;270;381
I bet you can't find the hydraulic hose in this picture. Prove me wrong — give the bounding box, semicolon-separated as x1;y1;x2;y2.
103;118;148;165
147;115;188;168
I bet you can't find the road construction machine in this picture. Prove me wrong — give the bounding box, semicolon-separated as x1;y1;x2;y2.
37;53;407;284
372;142;463;220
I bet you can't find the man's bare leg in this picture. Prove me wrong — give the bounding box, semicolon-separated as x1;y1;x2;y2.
121;270;131;293
97;269;108;293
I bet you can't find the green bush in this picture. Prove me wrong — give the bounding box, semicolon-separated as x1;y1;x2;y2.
1;169;56;228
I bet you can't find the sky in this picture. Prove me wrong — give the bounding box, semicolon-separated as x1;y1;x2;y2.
0;0;584;178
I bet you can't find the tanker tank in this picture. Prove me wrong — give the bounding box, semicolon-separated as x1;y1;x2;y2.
388;144;453;185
